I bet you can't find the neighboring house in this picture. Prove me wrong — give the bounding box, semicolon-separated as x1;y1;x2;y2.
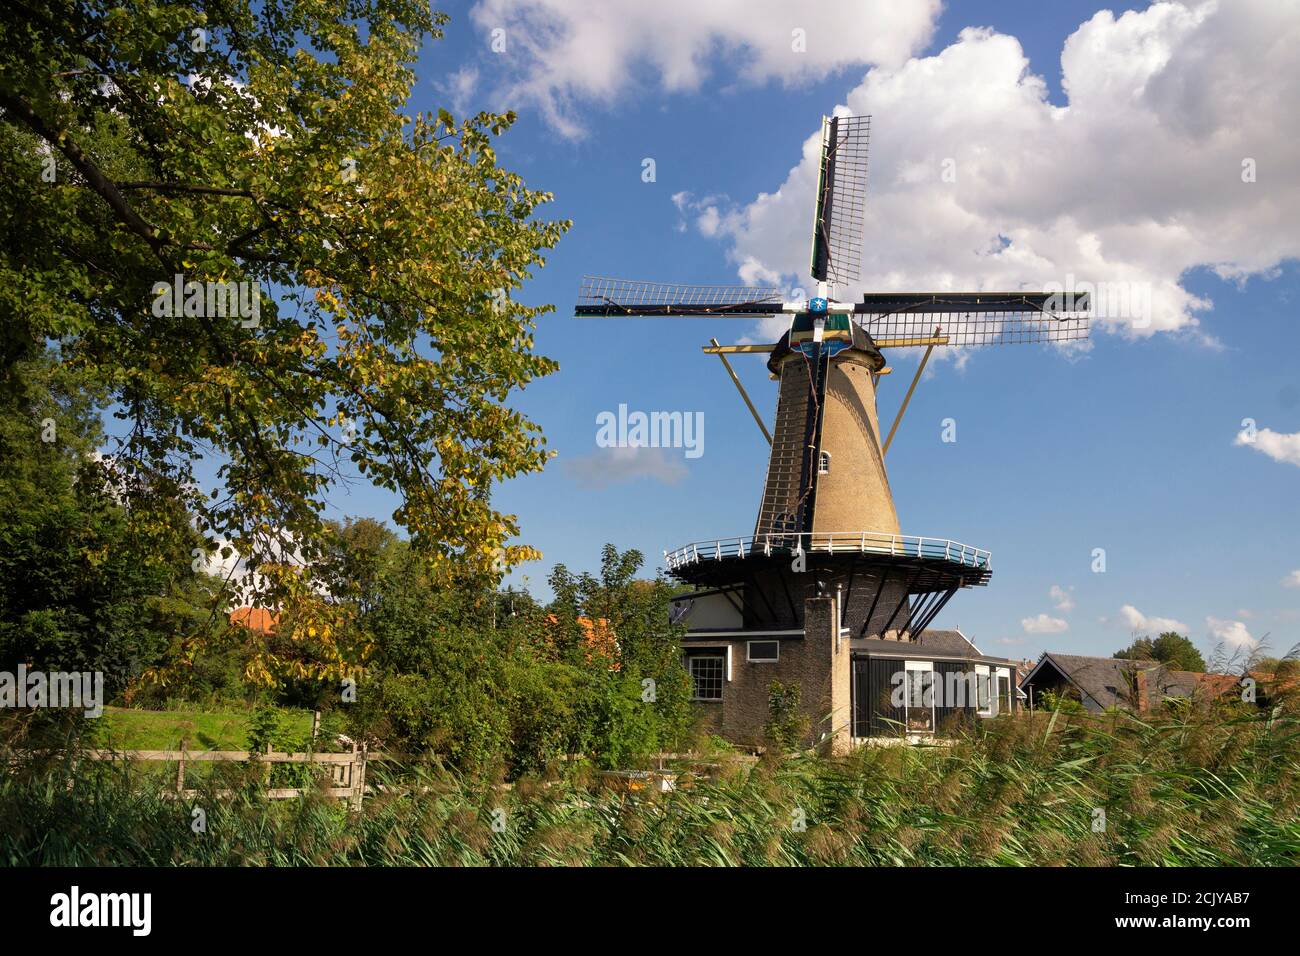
673;582;1022;748
1019;653;1242;712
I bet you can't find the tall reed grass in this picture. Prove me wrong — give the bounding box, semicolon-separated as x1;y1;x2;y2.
3;704;1298;866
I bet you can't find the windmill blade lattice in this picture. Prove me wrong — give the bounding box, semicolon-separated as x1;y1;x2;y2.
811;115;870;285
855;292;1090;346
575;275;786;317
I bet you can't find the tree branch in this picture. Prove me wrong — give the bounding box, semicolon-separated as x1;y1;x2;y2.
0;88;171;266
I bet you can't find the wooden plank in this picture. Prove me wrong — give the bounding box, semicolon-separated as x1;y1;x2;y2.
167;788;358;800
82;749;368;763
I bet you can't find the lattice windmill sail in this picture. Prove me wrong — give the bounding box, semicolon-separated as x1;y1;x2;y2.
811;114;870;286
576;276;785;317
575;113;1089;650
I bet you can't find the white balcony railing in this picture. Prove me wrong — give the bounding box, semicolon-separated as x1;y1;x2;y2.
663;532;991;572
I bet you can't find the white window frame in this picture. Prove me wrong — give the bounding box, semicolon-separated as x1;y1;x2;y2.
974;664;994;716
746;640;780;663
687;654;725;702
995;667;1012;715
903;660;935;734
818;450;831;474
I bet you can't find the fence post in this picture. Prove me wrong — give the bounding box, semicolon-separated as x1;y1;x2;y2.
349;742;367;812
176;737;187;795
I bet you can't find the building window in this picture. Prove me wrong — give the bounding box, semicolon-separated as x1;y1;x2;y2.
975;664;993;716
818;451;831;474
903;660;935;733
747;640;780;663
688;656;724;701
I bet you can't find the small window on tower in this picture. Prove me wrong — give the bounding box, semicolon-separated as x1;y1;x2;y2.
819;451;831;474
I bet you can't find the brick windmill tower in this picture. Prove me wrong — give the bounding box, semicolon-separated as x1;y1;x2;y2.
577;114;1088;747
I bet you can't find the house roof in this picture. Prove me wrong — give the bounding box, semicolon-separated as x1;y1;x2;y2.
1023;653;1241;710
229;606;278;636
854;629;1017;666
915;629;983;658
544;614;620;668
1166;670;1239;698
1021;654;1152;709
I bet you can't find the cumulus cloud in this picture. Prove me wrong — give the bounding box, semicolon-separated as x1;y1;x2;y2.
1206;615;1256;650
693;0;1300;340
1120;604;1189;635
468;0;940;136
1236;426;1300;467
561;446;689;488
1283;570;1300;589
1022;613;1069;634
1050;584;1076;613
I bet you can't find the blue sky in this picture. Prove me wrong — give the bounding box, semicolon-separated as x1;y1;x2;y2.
319;0;1298;663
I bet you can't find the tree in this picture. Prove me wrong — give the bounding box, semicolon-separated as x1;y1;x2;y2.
549;545;695;765
0;351;223;697
0;3;568;683
1114;631;1207;672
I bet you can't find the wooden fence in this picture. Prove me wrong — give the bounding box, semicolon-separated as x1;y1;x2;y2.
83;740;375;809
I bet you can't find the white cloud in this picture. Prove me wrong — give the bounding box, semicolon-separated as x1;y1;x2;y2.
697;0;1300;340
561;446;689;487
1021;613;1068;634
469;0;940;136
1283;570;1300;589
1050;584;1075;613
1119;604;1189;635
438;65;480;115
1206;615;1256;650
1236;426;1300;467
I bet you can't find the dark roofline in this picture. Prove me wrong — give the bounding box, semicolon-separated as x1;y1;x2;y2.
851;641;1022;669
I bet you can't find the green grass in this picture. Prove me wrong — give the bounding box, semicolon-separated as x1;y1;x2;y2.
5;700;1300;866
93;706;315;751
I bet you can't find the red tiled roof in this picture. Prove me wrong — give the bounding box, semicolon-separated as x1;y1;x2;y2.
229;607;279;635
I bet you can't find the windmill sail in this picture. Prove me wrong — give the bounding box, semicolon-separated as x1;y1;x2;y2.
574;275;785;317
810;114;870;285
853;291;1090;346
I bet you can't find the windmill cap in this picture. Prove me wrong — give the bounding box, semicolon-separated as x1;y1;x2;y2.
767;322;885;375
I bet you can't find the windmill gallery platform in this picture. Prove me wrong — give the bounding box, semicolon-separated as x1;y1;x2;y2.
577;113;1088;751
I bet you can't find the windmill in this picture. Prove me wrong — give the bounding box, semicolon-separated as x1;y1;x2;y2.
576;114;1089;642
